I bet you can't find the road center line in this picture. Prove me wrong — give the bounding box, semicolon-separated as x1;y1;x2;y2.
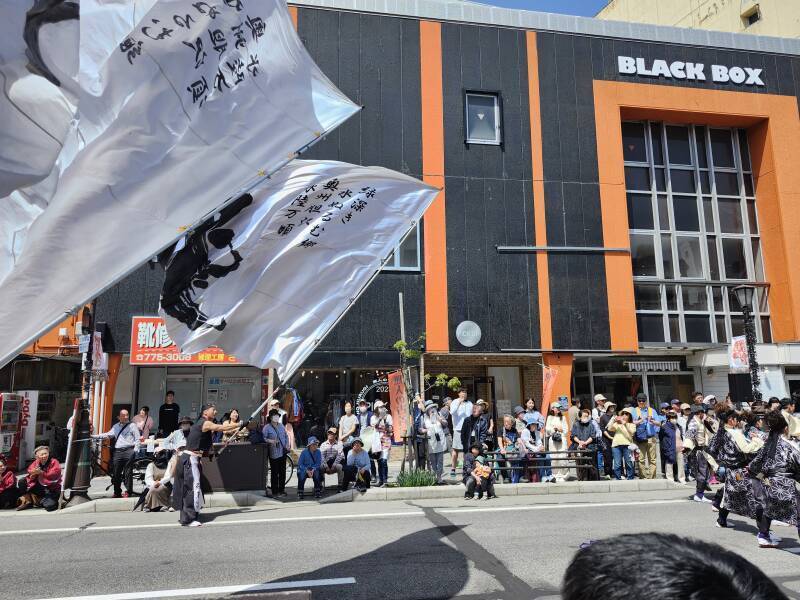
30;577;356;600
0;498;690;537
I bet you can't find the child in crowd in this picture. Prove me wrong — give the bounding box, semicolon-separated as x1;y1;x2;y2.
472;455;496;500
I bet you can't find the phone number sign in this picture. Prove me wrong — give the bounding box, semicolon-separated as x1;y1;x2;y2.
130;316;240;365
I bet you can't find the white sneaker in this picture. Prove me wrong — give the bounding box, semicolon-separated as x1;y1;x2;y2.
773;520;791;527
168;507;175;512
188;520;202;527
769;533;782;544
758;534;778;548
693;494;713;503
712;506;720;512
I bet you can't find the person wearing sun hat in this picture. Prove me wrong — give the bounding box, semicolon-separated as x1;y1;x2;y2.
342;437;371;492
606;407;636;480
370;400;393;487
297;436;324;499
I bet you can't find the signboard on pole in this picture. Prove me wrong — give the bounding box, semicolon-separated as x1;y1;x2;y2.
130;317;241;365
729;335;749;374
388;370;409;444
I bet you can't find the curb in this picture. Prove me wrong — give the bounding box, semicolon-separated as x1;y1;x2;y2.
50;479;688;513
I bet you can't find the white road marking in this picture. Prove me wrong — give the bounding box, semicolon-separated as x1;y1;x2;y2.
31;577;356;600
0;498;691;537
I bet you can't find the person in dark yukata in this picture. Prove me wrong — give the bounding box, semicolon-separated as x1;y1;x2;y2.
159;193;253;332
172;404;241;527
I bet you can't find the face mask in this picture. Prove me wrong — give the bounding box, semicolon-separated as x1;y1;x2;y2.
271;416;280;424
379;408;387;416
669;418;677;423
580;418;589;424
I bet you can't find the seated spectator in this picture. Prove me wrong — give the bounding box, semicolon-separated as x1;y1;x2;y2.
143;446;173;512
161;416;192;450
297;436;323;499
570;409;598;481
562;532;788;600
0;458;19;509
471;455;496;500
463;443;482;499
521;418;552;482
17;446;61;511
320;427;345;489
342;438;371;492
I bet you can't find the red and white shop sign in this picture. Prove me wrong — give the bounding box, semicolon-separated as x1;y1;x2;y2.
130;316;240;365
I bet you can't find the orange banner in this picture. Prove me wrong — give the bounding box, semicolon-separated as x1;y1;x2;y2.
129;316;240;365
541;365;558;416
387;370;409;444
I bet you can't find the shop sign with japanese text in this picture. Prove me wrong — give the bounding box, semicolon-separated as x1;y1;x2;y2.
130;316;240;365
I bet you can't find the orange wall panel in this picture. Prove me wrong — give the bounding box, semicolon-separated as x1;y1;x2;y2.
420;21;449;352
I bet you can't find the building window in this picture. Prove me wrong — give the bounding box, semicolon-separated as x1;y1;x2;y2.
383;225;421;271
623;121;770;345
465;92;502;145
742;6;761;27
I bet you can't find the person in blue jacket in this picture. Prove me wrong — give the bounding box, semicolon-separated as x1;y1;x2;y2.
658;409;679;482
297;436;323;499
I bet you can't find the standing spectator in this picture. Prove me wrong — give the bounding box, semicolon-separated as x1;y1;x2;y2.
297;436;323;499
143;446;173;512
524;398;545;429
158;391;180;436
460;402;490;452
478;400;495;450
521;418;550;482
371;401;393;487
767;397;782;413
462;443;481;499
591;394;607;422
355;399;375;481
263;408;290;498
320;427;344;490
412;398;428;470
566;397;580;434
132;406;154;442
659;410;680;482
677;403;691;433
607;408;636;480
0;458;18;509
338;402;358;458
342;438;371;492
513;405;528;434
420;400;447;483
546;404;569;481
471;455;496;500
691;391;705;406
16;446;61;511
438;396;453;453
684;404;715;503
570;409;597;481
497;414;522;483
780;396;800;440
598;402;616;479
631;393;663;479
449;388;473;478
221;409;248;443
93;409;140;498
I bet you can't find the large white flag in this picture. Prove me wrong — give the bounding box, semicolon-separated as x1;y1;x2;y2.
0;0;358;368
158;160;439;382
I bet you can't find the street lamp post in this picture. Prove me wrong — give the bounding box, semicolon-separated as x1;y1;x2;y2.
731;285;761;403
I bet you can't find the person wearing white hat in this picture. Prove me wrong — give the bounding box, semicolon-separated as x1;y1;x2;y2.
591;394;607;422
370;400;393;486
420;400;448;483
143;445;174;512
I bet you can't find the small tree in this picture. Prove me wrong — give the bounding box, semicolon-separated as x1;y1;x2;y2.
393;334;460;472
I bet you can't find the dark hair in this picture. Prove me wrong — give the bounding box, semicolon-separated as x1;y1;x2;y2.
166;390;175;397
268;409;280;418
718;410;738;425
140;406;150;414
750;411;788;478
562;533;788;600
458;387;467;393
200;404;215;415
579;409;591;417
781;397;795;409
692;391;703;398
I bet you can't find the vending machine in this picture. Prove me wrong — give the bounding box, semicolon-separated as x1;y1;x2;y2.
0;393;23;470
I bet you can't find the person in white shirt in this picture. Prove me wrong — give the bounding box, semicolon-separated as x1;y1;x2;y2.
93;409;141;498
591;394;607;422
143;446;174;512
449;388;473;478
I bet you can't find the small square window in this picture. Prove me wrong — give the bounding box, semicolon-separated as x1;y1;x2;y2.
383;225;421;271
465;92;501;145
743;7;761;27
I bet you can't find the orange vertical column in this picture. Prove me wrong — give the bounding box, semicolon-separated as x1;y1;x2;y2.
420;21;449;352
541;352;573;418
526;32;552;351
288;5;298;28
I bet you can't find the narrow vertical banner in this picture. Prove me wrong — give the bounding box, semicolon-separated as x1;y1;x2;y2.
541;365;558;417
420;20;449;352
388;370;409;444
526;31;552;351
541;352;573;418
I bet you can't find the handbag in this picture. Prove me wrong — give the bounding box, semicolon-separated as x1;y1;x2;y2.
551;432;562;443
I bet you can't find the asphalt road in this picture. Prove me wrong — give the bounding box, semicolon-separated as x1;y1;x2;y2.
2;488;799;600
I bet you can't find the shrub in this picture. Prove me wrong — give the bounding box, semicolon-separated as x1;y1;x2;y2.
395;468;438;487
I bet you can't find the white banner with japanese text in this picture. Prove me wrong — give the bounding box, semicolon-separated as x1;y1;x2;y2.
158;160;439;382
0;0;358;368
